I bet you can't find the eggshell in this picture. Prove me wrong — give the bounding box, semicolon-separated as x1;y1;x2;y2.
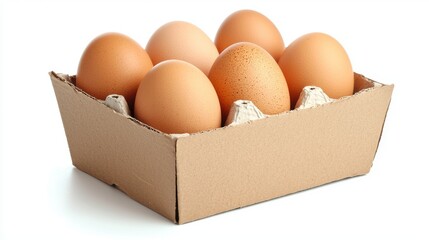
134;60;221;134
76;33;153;109
209;42;290;121
215;10;284;60
278;32;354;107
146;21;219;75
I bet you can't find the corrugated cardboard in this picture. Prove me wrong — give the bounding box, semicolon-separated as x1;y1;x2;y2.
50;71;393;224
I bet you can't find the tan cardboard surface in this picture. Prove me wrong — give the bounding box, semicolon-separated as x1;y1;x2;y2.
51;71;393;224
50;72;177;222
176;78;393;223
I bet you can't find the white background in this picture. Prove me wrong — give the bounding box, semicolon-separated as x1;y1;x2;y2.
1;0;428;239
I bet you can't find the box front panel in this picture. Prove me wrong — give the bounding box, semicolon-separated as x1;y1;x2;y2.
176;83;393;223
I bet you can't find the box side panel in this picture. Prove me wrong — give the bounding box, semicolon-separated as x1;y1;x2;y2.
354;72;375;92
176;84;393;224
50;73;177;222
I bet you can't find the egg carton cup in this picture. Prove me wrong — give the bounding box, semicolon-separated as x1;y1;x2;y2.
78;73;382;133
225;85;334;126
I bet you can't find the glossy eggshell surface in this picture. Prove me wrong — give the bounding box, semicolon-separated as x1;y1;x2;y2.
76;33;153;108
146;21;219;76
215;10;285;61
134;60;221;134
278;32;354;107
209;42;290;121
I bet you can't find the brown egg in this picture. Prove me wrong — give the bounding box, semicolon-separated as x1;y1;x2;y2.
134;60;221;134
208;42;290;121
215;10;284;61
278;32;354;107
77;33;153;109
146;21;219;75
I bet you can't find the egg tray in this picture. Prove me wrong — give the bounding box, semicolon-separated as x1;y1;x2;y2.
50;71;393;224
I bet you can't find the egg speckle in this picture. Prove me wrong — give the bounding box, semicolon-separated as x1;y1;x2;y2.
209;42;290;121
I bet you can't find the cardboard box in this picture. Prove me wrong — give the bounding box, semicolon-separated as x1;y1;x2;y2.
50;71;393;224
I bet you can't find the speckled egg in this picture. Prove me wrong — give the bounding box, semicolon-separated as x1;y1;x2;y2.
208;42;290;121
